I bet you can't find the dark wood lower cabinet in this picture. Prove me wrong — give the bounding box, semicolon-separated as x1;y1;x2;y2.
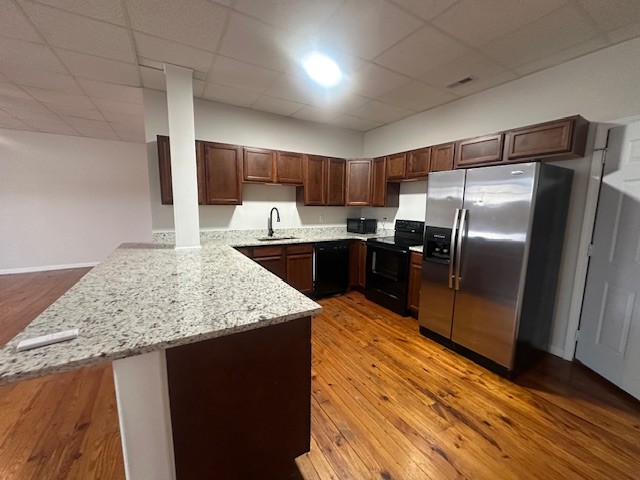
407;252;422;316
358;241;367;289
286;245;313;295
166;316;311;480
252;246;287;280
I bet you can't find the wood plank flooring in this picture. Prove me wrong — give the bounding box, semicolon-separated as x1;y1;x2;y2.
1;270;639;479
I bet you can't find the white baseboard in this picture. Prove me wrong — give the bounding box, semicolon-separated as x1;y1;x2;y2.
0;261;99;275
547;345;565;358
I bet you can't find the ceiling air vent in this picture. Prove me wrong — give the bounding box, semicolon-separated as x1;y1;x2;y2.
447;76;475;89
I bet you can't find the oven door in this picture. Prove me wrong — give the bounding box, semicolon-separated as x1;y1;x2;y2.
366;243;410;299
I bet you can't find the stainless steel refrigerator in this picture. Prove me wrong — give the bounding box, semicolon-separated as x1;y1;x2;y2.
418;162;573;375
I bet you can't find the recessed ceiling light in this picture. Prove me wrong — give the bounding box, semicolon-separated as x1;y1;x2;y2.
302;52;343;88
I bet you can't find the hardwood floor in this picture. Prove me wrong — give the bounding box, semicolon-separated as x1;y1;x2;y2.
1;270;639;479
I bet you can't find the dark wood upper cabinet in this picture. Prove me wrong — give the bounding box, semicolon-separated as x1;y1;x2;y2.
371;157;400;207
406;147;431;179
430;143;455;172
195;141;207;205
386;153;406;181
326;158;345;206
157;135;173;205
300;155;326;206
275;151;303;185
203;142;243;205
454;133;504;168
243;147;275;183
505;115;588;161
345;159;372;206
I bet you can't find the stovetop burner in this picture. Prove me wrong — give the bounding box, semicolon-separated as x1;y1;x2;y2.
367;219;425;250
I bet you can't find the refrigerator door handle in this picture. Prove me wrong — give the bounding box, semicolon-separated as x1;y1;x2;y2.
455;208;467;291
448;208;460;289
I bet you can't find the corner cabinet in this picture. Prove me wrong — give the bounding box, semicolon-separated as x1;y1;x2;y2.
345;159;372;206
157;136;242;206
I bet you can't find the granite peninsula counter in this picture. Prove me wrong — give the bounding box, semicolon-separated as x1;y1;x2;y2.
0;242;322;480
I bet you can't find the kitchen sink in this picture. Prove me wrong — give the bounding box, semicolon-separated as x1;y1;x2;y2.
256;236;298;242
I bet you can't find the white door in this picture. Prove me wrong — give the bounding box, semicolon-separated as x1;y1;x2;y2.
576;121;640;399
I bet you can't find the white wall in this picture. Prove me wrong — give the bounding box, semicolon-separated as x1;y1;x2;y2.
144;89;363;230
361;37;640;358
0;129;152;273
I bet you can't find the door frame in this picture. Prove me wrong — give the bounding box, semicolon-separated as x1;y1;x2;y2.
563;114;640;360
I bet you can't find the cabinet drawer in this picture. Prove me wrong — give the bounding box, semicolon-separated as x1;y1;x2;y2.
455;134;504;168
287;244;313;255
252;246;284;258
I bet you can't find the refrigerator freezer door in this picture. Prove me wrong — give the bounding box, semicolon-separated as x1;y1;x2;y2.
419;169;465;338
424;169;466;228
451;163;537;368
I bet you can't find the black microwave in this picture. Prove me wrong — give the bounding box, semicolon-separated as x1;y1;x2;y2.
347;218;377;234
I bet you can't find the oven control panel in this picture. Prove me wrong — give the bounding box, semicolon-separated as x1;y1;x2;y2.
424;226;452;264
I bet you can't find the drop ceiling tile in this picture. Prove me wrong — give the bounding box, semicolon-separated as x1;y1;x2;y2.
286;50;365;80
3;66;83;94
0;95;51;119
309;90;369;113
202;83;261;108
111;122;145;137
375;25;469;78
99;110;144;126
23;87;95;108
126;0;227;51
114;129;145;142
378;80;457;111
481;4;600;68
219;13;294;71
0;1;42;42
513;37;610;76
606;20;640;44
233;0;342;35
93;98;144;115
21;1;135;62
0;38;66;73
20;114;79;134
134;32;215;73
61;116;118;137
292;105;340;123
319;0;423;60
46;103;105;121
209;56;280;94
0;82;32;101
328;114;383;132
264;74;316;104
350;100;414;123
140;66;166;90
77;78;143;103
193;79;206;98
392;0;458;21
579;0;640;31
251;95;304;116
445;70;518;97
431;0;564;46
0;110;34;131
56;50;140;85
420;52;506;88
28;0;127;25
345;62;409;99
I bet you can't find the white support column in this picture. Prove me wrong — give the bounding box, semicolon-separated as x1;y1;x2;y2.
164;64;200;249
113;350;176;480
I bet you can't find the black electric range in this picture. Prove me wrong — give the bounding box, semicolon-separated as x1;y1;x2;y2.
365;220;425;315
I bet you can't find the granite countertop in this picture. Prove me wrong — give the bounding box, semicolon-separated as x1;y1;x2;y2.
0;243;321;386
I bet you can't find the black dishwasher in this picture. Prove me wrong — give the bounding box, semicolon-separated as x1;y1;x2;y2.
314;241;350;298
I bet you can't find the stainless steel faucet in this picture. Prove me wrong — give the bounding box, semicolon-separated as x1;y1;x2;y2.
267;207;280;237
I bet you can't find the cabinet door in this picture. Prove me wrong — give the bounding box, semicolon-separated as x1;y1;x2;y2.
302;155;326;206
386;153;406;181
406;147;431;179
454;134;504;168
345;159;372;206
203;142;243;205
371;157;387;207
195;141;208;205
358;241;367;289
349;241;360;288
243;147;275;183
157;135;173;205
505;116;588;161
276;151;303;184
407;253;422;315
253;247;286;280
430;143;455;172
286;249;313;295
326;158;345;206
